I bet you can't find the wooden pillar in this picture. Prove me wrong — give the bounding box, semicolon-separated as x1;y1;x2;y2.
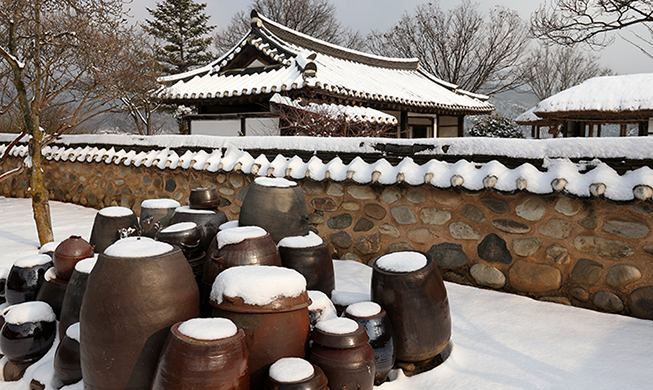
531;125;536;138
639;121;648;136
597;124;602;137
457;116;464;137
588;123;594;137
399;111;408;138
620;124;628;137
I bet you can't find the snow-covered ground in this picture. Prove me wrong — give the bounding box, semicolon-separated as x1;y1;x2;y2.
1;197;653;389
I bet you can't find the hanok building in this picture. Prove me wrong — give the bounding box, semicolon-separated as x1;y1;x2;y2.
154;11;494;138
516;73;653;138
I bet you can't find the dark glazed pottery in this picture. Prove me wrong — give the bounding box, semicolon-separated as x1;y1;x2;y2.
371;251;451;363
278;239;335;296
5;255;53;306
189;187;222;210
0;268;8;304
264;362;329;390
54;323;81;386
239;179;310;243
345;305;395;385
140;199;181;238
52;235;94;280
89;207;139;254
59;258;95;341
80;241;199;390
151;321;249;390
155;222;204;260
309;321;375;390
0;302;56;364
35;267;68;320
171;206;228;253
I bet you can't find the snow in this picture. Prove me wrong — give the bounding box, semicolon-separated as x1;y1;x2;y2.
160;221;197;233
103;237;173;258
44;267;56;282
307;290;338;323
315;317;360;335
254;177;297;188
174;206;215;215
74;257;97;274
38;242;59;255
2;301;56;325
65;323;80;343
219;220;239;230
2;198;653;389
277;231;324;249
376;252;427;273
0;268;8;279
216;226;267;249
177;318;238;341
268;357;315;383
211;265;306;306
346;301;382;318
140;199;180;209
13;254;52;268
98;206;133;218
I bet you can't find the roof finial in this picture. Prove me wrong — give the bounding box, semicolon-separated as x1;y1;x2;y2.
250;9;262;28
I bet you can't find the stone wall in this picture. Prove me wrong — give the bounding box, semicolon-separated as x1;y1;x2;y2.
2;154;653;320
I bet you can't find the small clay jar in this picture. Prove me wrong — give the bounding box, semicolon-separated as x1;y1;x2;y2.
36;267;69;320
264;358;329;390
345;302;395;385
59;257;96;341
152;318;249;390
140;199;181;238
89;206;139;254
189;187;222;210
5;254;53;306
54;322;82;386
0;301;57;364
156;222;204;260
278;232;335;296
53;235;94;280
171;206;228;253
0;268;9;304
309;318;375;390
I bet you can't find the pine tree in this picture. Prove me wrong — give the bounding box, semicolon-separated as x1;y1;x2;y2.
144;0;216;74
469;114;525;138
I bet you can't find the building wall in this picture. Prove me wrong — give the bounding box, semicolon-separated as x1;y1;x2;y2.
2;155;653;320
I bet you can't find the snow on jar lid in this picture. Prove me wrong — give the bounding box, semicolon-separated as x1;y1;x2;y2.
104;237;173;258
0;267;9;279
277;231;323;249
178;318;238;341
217;226;267;249
13;254;52;268
376;251;427;273
45;267;57;282
140;199;180;209
99;206;134;218
38;241;60;255
174;205;215;215
312;317;368;349
345;301;382;318
3;301;56;325
211;265;307;307
307;290;337;323
315;317;359;335
160;222;197;233
74;256;98;274
66;322;80;342
269;357;315;383
219;220;239;230
254;177;298;188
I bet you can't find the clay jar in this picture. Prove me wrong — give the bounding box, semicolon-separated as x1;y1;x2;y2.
239;177;310;243
278;232;335;296
210;265;311;390
89;206;139;254
0;268;8;304
309;317;376;390
59;257;96;341
52;235;94;280
264;358;328;390
189;187;222;210
80;237;199;390
5;254;53;306
0;301;56;364
171;206;227;253
35;267;68;320
371;251;451;364
156;222;204;260
152;318;249;390
345;301;395;385
139;199;181;238
54;322;82;386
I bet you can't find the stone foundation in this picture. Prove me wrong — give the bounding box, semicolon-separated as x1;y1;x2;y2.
2;155;653;320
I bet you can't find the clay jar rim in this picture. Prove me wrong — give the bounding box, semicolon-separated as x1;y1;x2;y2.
189;187;221;210
169;321;246;347
371;251;433;278
345;307;387;321
310;322;369;349
98;245;182;264
265;364;328;390
277;238;327;252
211;292;312;314
216;231;276;256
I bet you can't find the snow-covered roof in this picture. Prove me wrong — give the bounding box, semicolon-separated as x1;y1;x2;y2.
2;133;653;202
154;12;494;115
533;73;653;119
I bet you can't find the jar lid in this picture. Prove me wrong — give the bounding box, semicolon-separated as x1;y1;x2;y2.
54;235;94;261
311;318;368;348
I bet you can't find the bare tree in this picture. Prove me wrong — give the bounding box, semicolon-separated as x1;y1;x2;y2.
214;0;364;54
366;0;530;94
521;43;614;100
0;0;129;245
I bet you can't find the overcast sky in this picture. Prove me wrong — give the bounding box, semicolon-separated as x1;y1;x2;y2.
129;0;653;75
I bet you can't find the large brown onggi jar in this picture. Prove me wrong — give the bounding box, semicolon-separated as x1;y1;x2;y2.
239;178;310;243
139;199;181;238
264;358;329;390
5;254;53;306
35;267;68;320
278;232;335;297
54;322;82;386
80;237;199;390
188;187;222;210
152;318;249;390
52;235;94;280
0;301;56;364
210;265;311;390
309;318;375;390
58;257;96;341
89;206;139;254
171;206;227;253
371;251;451;364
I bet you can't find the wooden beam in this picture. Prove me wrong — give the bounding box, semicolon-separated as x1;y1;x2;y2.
621;124;628;137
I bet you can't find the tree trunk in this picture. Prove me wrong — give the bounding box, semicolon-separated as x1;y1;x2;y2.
29;128;54;246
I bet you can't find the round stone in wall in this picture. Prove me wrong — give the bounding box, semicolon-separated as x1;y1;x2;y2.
342;202;360;211
347;185;375;200
427;242;469;268
602;220;650;239
461;204;486;224
605;264;642;287
303;181;324;195
491;219;531;234
432;189;461;205
450;222;481;240
573;236;635;260
327;214;353;229
387;242;415;253
407;187;426;204
391;205;417;225
579;216;597;230
420;208;451;225
326;182;344;196
515;197;547;221
555;198;581;216
470;263;506;288
538;219;573;239
545;244;570;265
570;258;604;286
477;233;512;264
407;228;434;244
379;224;401;238
355;233;381;254
508;260;561;293
330;231;353;248
363;204;386;220
593;291;624;313
480;198;510;214
644;244;653;255
631;204;653;215
629;286;653;320
381;187;401;204
353;218;374;232
569;286;590;302
512;238;543;258
310;198;339;212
